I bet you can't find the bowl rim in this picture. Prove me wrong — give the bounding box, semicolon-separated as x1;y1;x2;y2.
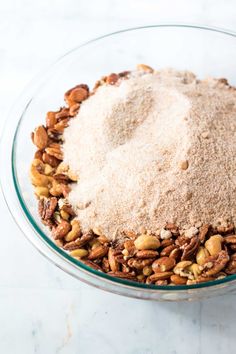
5;23;236;292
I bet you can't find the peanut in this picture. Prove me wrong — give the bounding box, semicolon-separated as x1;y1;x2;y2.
143;266;153;276
64;219;81;242
70;249;88;258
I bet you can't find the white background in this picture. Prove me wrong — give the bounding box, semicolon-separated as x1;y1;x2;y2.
1;1;236;353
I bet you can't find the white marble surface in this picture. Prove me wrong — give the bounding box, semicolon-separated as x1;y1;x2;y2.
1;1;236;353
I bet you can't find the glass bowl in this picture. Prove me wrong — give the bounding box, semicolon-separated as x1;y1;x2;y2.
2;24;236;301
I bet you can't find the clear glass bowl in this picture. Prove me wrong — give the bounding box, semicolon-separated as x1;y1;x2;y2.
2;24;236;301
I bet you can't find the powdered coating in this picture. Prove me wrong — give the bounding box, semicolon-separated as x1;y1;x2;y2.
63;69;236;240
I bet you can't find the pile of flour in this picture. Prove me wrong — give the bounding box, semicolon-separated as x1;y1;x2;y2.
63;69;236;240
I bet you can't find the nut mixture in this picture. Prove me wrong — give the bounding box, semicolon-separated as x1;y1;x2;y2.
30;65;236;286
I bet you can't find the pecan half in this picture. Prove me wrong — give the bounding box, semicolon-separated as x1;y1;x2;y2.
152;257;176;273
165;223;179;235
225;254;236;274
169;247;181;261
63;231;94;250
199;224;210;243
181;235;200;260
38;197;58;220
160;244;176;257
160;239;174;248
202;250;230;276
52;118;70;133
136;250;158;259
149;271;173;282
42;152;60;167
54;174;72;184
45;143;63;160
81;259;103;272
108;271;136;280
224;235;236;244
106;73;119;85
216;224;234;234
102;257;110;272
55;107;70;120
127;258;154;270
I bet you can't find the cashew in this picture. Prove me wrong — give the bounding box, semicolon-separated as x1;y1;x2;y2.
34;186;49;198
56;162;69;174
196;247;210;265
173;261;194;279
56;162;77;181
44;164;54;176
67;169;78;182
134;235;160;250
49;180;63;196
205;235;223;256
187;263;202;279
30;159;53;187
174;260;192;274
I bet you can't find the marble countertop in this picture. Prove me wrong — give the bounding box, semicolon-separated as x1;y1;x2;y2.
1;1;236;353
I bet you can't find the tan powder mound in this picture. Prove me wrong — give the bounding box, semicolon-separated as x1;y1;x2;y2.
63;69;236;240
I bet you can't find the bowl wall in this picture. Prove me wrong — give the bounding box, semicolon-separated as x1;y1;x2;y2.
2;25;236;301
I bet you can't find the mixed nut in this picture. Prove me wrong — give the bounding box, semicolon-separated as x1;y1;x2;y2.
30;67;236;286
